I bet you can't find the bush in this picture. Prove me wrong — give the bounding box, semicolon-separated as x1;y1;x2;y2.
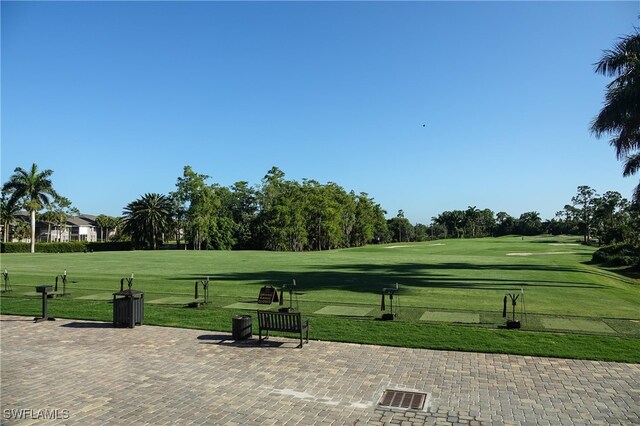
37;242;88;253
592;243;640;267
1;242;30;253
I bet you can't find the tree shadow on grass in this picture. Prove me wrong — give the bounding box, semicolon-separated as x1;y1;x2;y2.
164;261;607;295
528;239;584;244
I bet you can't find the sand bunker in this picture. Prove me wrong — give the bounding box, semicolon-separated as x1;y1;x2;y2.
386;243;445;249
506;251;577;256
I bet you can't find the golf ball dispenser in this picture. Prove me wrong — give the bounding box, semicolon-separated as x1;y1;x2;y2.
2;269;11;293
190;277;210;308
380;283;400;320
53;270;68;297
278;279;299;313
119;274;134;292
503;289;526;329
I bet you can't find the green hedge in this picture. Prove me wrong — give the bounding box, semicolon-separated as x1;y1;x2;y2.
592;243;640;267
1;241;133;253
0;243;31;253
1;242;87;253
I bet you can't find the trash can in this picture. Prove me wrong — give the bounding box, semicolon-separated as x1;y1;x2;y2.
232;315;252;340
113;290;144;328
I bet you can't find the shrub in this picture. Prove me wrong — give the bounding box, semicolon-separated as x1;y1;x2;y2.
37;242;87;253
592;243;640;267
1;242;30;253
1;241;135;253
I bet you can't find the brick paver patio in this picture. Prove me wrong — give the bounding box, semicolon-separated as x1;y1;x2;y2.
1;315;638;425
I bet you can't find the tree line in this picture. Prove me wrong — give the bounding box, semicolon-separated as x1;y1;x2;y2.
120;167;639;251
429;186;639;247
121;166;388;251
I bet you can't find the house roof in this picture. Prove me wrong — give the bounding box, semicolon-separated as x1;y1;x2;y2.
66;215;96;227
14;212;30;222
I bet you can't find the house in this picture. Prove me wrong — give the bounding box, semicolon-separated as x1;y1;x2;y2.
66;215;98;242
4;212;102;243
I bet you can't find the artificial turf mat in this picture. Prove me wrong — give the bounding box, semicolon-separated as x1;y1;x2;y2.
419;311;480;323
74;293;114;301
540;318;616;334
313;306;374;317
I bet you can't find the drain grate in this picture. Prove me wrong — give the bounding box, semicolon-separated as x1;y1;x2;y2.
378;389;426;410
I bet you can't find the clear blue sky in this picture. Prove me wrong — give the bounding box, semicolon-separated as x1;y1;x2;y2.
2;1;638;224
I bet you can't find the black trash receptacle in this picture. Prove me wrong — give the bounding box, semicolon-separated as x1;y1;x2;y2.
232;315;252;340
113;290;144;328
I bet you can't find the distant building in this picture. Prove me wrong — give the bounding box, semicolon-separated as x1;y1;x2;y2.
5;212;105;243
67;214;98;242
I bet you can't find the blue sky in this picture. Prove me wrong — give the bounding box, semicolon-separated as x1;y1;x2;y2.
2;1;638;224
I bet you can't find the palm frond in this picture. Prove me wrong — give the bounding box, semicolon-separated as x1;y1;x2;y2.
623;152;640;177
594;33;640;77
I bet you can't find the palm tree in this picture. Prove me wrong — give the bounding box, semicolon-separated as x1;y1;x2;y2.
0;193;21;242
591;31;640;204
122;193;173;250
2;164;59;253
465;206;480;238
40;210;58;242
95;214;109;242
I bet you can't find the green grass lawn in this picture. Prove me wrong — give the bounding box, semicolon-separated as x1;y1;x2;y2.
1;235;639;362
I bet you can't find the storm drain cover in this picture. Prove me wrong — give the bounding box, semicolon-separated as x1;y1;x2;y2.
378;389;426;410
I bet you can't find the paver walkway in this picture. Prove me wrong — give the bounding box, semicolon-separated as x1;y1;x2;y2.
1;315;638;425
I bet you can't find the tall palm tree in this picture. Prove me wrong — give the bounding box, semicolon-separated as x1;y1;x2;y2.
2;164;59;252
591;31;640;204
122;193;173;250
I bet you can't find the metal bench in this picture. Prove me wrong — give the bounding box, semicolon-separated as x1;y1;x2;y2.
257;310;309;348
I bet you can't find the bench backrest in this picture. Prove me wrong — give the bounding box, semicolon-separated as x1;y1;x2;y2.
257;310;301;331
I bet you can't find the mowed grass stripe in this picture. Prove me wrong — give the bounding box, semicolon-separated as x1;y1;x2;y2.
146;296;201;305
420;311;480;323
313;306;374;317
